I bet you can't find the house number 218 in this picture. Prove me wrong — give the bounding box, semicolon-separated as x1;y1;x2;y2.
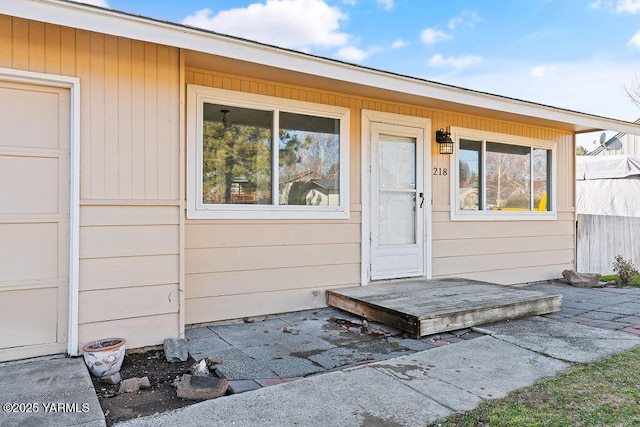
433;168;448;176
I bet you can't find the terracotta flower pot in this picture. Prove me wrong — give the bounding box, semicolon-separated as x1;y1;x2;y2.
82;337;126;378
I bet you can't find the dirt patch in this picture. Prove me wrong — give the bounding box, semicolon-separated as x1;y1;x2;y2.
90;350;204;426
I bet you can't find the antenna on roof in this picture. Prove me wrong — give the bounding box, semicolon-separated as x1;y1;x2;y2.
591;132;607;149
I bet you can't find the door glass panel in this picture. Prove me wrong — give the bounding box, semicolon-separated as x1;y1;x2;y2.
377;134;417;246
379;134;416;189
379;192;416;245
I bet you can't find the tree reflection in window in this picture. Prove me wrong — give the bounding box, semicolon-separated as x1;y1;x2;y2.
486;142;531;210
279;112;340;206
201;104;340;207
457;139;551;212
202;104;272;204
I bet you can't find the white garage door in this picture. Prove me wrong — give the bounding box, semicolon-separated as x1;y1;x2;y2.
0;80;70;361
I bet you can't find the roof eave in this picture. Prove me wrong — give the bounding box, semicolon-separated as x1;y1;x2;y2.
4;0;640;135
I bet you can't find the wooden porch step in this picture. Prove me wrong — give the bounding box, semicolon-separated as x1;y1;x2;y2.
326;278;562;338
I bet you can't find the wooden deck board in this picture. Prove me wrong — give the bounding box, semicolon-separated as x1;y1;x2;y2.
326;278;562;337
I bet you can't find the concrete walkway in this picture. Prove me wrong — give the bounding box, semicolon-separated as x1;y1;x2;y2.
3;282;640;427
115;317;639;427
113;281;640;427
0;356;105;427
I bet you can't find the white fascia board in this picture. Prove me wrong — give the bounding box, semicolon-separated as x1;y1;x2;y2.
5;0;640;135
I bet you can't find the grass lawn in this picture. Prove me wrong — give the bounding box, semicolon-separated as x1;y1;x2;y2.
430;346;640;427
601;274;640;286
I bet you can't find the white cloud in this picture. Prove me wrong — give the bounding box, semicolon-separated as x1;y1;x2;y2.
589;0;603;8
182;0;350;51
75;0;110;7
377;0;394;11
391;39;407;49
617;0;640;14
420;28;451;45
429;54;481;70
629;29;640;47
530;65;556;77
429;59;640;122
448;10;482;30
334;46;370;62
342;0;357;4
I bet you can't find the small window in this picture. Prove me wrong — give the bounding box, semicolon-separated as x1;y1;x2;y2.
187;86;350;219
452;128;555;220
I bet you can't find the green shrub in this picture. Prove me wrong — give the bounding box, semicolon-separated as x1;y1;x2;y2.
612;255;639;285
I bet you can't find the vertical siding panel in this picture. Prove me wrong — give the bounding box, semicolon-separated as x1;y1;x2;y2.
169;48;180;200
90;32;106;198
76;30;92;199
156;45;172;199
131;40;146;198
118;38;133;199
104;35;120;198
28;20;45;73
351;98;361;205
59;26;76;76
184;69;194;84
203;73;212;87
12;18;29;70
144;42;159;199
0;16;11;68
44;24;61;75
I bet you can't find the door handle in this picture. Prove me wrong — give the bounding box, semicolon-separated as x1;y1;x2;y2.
419;192;424;208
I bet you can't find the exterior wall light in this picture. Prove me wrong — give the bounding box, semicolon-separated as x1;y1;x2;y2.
435;128;454;154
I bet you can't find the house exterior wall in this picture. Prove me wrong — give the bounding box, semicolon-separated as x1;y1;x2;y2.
184;67;576;325
1;16;181;349
2;15;576;347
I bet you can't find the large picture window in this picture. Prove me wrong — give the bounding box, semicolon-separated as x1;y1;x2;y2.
187;86;350;219
452;128;555;220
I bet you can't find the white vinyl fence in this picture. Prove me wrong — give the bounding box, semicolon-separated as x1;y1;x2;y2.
577;214;640;275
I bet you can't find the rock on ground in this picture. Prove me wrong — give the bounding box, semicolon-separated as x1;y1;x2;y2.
164;338;189;362
174;374;228;400
562;270;603;288
119;376;151;394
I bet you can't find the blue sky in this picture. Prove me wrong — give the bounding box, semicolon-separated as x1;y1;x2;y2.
80;0;640;145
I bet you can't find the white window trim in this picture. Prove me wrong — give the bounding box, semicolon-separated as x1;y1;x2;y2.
449;126;557;221
187;85;350;219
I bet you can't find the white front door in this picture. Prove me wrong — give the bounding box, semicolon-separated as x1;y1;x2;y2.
370;122;425;280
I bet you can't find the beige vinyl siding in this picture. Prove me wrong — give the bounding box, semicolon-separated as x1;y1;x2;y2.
2;16;182;350
78;204;180;348
185;68;361;324
430;133;575;284
3;14;578;343
0;16;181;201
184;67;575;324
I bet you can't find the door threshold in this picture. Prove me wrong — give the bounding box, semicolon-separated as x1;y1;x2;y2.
367;276;428;285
